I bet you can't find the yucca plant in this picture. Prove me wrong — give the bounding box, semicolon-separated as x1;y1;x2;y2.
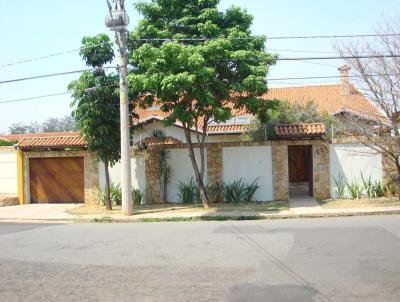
206;182;224;203
132;189;143;205
372;181;385;198
177;178;198;204
243;178;260;202
333;173;347;199
347;179;362;199
361;173;374;198
224;179;246;204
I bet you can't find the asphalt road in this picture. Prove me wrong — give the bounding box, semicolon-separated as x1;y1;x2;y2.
0;216;400;302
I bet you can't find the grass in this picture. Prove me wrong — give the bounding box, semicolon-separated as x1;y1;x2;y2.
318;197;400;209
66;201;289;216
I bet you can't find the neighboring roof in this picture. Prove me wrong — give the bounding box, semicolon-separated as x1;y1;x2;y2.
134;84;385;135
274;123;326;139
136;136;182;146
3;132;80;142
15;132;87;150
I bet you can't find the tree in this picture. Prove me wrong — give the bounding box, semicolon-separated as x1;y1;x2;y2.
335;17;400;188
8;116;77;134
240;100;341;141
69;34;120;211
128;0;276;207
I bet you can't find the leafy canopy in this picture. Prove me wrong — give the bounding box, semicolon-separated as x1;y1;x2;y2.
127;0;277;128
79;34;114;68
69;72;122;166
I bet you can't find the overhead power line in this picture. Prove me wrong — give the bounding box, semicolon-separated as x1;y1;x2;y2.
0;84;118;104
278;54;400;61
0;66;117;84
0;41;113;68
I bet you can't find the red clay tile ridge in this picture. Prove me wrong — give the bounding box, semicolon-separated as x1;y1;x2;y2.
16;133;87;150
274;123;326;138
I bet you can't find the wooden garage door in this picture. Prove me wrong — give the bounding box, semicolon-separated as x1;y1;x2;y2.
29;157;84;203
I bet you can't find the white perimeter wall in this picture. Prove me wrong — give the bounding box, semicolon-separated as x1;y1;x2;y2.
222;146;273;201
98;155;146;202
167;148;207;203
329;144;382;198
0;148;17;195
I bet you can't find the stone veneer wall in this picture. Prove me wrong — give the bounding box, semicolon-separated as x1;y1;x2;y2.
141;140;331;203
270;140;330;201
22;150;98;205
143;150;161;204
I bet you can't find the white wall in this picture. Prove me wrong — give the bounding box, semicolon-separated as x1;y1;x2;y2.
0;148;17;195
329;144;382;198
98;155;146;202
222;146;273;201
167;148;207;203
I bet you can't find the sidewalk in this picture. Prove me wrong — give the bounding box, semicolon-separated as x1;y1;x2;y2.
1;202;400;223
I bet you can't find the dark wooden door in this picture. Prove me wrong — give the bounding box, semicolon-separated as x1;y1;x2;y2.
29;157;84;203
288;145;312;183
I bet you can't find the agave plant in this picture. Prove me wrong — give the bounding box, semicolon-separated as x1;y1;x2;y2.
243;178;260;202
177;178;198;204
132;188;143;205
333;173;346;199
347;179;362;199
360;173;374;198
224;179;246;204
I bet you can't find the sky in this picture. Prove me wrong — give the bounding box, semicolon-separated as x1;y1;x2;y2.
0;0;399;134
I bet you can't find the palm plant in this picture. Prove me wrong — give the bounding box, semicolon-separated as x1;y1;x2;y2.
333;173;346;199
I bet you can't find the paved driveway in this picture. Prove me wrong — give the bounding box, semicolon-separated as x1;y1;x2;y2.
0;216;400;301
0;204;79;221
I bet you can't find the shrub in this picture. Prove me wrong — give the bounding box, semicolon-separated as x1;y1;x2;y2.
372;181;385;198
206;182;224;203
99;183;122;206
243;178;260;202
361;173;374;198
177;178;199;204
224;179;246;204
132;189;143;205
224;178;260;203
333;173;346;199
347;179;362;199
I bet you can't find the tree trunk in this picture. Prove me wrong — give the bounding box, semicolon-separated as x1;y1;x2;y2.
183;127;210;208
104;160;112;211
162;172;168;204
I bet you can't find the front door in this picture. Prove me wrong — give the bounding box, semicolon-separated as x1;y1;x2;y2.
288;145;313;197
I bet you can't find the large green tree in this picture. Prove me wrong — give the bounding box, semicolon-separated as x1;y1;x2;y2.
69;34;120;210
128;0;276;207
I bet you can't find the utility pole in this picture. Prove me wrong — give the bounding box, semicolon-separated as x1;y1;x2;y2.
105;0;132;215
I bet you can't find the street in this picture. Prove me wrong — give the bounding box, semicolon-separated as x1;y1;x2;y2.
0;215;400;302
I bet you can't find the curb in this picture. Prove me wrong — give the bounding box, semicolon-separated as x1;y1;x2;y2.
1;209;400;223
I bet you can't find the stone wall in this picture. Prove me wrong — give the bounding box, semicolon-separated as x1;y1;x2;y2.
141;139;333;203
22;150;98;205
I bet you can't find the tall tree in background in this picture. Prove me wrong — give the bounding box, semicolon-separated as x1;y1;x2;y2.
8;116;77;134
335;17;400;186
69;34;120;210
128;0;276;207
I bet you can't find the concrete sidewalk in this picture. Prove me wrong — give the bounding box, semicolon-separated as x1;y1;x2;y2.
1;202;400;223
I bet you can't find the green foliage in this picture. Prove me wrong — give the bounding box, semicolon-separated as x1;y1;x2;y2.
206;182;224;203
132;189;143;205
177;178;199;204
372;181;385;198
224;178;260;203
128;1;276;206
242;100;343;141
361;173;374;198
99;183;122;206
0;140;17;146
333;173;347;199
69;72;122;167
347;179;362;199
79;34;114;68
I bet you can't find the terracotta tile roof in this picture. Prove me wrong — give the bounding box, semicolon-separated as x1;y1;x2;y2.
136;136;182;146
134;84;385;134
2;132;80;142
16;133;87;150
274;123;326;138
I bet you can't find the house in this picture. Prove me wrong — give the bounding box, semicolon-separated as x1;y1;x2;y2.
0;66;394;205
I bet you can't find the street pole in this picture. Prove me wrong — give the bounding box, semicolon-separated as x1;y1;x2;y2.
105;0;132;215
